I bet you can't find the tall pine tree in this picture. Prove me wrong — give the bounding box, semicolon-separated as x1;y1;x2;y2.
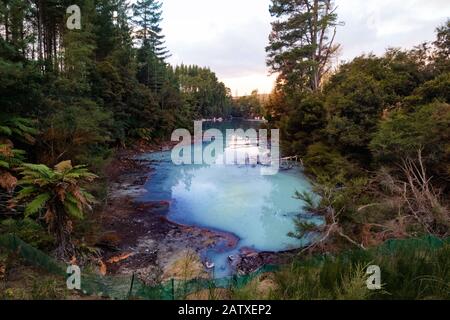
132;0;170;92
266;0;340;92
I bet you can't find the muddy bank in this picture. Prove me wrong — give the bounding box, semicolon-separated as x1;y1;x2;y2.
99;142;298;285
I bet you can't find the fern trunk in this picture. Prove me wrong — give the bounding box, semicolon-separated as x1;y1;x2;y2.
53;203;75;261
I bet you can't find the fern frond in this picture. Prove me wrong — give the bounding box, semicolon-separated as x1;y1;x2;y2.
20;163;55;179
0;125;12;136
15;186;38;200
24;192;51;216
0;160;9;169
64;200;84;220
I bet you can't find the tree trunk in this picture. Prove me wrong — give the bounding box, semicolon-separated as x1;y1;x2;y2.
4;9;10;41
37;0;43;66
53;204;75;261
311;0;319;91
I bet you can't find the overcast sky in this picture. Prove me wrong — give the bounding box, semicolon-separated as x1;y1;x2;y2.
160;0;449;95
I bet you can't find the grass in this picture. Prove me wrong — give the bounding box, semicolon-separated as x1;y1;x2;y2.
0;252;70;300
2;233;448;300
231;238;450;300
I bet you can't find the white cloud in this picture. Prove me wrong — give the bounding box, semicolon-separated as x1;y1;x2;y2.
335;0;449;61
159;0;450;95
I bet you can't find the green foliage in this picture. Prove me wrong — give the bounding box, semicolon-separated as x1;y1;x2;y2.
0;0;233;172
267;0;340;92
175;64;233;119
232;90;264;118
0;144;25;170
412;72;450;105
0;114;37;144
24;193;51;217
289;219;319;240
280;93;327;154
241;238;450;300
303;142;357;184
132;0;169;60
432;19;450;74
0;114;37;192
294;190;317;212
325;70;384;150
29;277;68;300
268;261;374;300
267;21;450;251
371;102;450;177
39;99;114;166
0;218;53;249
327;177;372;225
15;160;97;258
0;58;43;115
270;31;448;167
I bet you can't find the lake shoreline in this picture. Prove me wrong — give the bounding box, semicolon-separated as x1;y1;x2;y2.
99;139;302;284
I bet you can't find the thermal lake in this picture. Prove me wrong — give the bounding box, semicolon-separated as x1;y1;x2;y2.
138;120;320;277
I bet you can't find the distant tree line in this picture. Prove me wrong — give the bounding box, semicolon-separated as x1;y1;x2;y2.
231;90;265;119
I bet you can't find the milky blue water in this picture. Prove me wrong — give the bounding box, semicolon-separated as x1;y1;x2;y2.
138;120;320;277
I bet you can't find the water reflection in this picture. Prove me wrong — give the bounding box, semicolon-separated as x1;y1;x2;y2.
138;120;320;276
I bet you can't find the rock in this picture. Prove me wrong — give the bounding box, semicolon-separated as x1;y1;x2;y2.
136;238;157;252
236;252;264;274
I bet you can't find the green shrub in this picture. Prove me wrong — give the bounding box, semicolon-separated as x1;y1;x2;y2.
0;218;53;250
370;102;450;177
303;142;359;184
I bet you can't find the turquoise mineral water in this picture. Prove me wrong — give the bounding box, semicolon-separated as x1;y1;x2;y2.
138;120;320;277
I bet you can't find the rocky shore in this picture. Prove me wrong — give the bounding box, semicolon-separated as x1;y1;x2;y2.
99;141;297;285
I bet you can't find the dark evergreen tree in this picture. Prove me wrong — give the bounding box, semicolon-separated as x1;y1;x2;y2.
132;0;169;92
266;0;340;92
132;0;169;60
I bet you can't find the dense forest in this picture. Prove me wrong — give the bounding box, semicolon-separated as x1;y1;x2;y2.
230;0;450;300
264;0;449;252
0;0;234;163
0;0;449;301
0;0;238;262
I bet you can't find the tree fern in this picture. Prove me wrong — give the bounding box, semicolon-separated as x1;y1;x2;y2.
15;160;97;259
0;114;37;192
